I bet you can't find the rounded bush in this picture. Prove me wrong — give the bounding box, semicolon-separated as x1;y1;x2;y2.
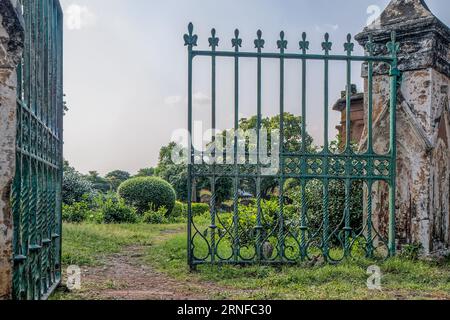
118;177;176;214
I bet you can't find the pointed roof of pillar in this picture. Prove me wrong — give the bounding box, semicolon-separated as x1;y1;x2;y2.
376;0;433;26
357;0;448;37
355;0;450;77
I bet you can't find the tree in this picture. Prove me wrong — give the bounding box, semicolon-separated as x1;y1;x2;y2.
224;113;315;198
87;171;111;193
157;163;189;201
105;170;131;191
154;142;232;203
155;113;313;202
62;161;95;205
238;113;314;154
135;168;155;177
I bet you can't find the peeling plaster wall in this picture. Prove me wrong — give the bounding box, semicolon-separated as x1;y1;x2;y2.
429;71;450;253
361;66;449;255
0;65;16;299
0;1;23;300
356;0;450;256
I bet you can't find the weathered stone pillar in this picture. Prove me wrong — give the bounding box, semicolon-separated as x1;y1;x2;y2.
356;0;450;255
0;0;23;300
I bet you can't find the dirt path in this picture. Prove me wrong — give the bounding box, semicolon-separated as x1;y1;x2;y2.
70;236;247;300
75;245;209;300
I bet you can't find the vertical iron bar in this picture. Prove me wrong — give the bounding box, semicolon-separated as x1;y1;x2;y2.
344;34;353;257
366;181;374;257
322;34;331;259
299;33;308;259
366;35;375;256
278;31;286;261
255;30;263;261
232;29;241;263
367;41;374;153
184;23;196;269
187;52;193;268
209;29;218;264
55;1;64;281
388;32;399;257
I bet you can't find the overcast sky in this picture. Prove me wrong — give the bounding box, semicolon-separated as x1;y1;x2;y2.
59;0;450;175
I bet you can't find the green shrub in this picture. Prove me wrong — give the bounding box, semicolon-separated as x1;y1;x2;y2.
170;201;207;219
143;207;168;224
62;201;91;223
101;197;138;224
400;243;423;261
85;210;104;224
192;203;209;216
118;177;176;214
172;201;187;218
221;199;280;246
284;179;364;236
63;163;95;205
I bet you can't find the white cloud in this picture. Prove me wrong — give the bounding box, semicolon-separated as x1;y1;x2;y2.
193;92;211;105
314;24;339;32
66;4;96;31
164;95;183;105
164;92;210;107
327;24;339;31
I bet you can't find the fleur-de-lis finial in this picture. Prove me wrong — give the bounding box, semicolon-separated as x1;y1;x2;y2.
386;31;399;57
208;28;219;49
184;22;198;47
365;34;375;56
277;31;288;51
254;30;265;51
232;29;242;49
344;34;354;56
322;33;332;55
299;32;309;54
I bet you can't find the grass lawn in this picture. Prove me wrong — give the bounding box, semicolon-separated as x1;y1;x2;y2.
58;223;450;300
61;223;185;266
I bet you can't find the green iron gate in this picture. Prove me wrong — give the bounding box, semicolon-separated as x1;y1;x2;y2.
12;0;63;300
185;24;400;267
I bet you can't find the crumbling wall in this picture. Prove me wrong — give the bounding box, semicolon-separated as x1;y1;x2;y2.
357;0;450;256
0;0;23;300
429;73;450;252
363;68;449;254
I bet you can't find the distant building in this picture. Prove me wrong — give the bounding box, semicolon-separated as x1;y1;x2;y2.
332;84;364;148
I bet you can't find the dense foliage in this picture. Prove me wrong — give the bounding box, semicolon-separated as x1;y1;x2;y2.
87;171;111;193
142;207;169;224
62;113;363;230
118;176;176;214
100;196;138;224
105;170;131;191
134;168;155;178
62;162;95;205
62;193;137;224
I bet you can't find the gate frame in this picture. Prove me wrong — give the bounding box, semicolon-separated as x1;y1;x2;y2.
11;0;64;300
185;23;400;268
